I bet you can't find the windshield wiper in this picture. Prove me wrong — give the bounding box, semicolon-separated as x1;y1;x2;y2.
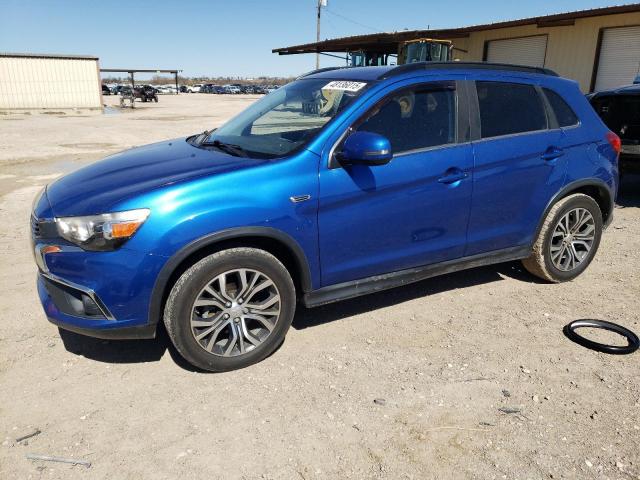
201;139;248;157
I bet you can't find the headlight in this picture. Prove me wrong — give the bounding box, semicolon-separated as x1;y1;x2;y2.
55;209;150;251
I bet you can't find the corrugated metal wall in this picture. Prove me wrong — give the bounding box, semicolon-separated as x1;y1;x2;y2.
450;11;640;92
0;56;101;109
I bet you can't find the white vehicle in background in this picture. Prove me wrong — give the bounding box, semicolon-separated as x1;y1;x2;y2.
191;84;203;93
156;85;178;95
223;85;241;94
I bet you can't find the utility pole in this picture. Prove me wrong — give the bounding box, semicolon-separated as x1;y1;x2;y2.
316;0;326;69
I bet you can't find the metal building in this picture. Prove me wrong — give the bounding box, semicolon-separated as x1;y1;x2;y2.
0;53;102;110
274;3;640;93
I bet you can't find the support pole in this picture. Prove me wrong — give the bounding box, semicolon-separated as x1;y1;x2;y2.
175;72;179;95
316;0;322;69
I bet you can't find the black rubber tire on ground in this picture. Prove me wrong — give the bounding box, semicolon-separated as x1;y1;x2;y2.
522;193;603;282
563;319;639;355
163;248;296;372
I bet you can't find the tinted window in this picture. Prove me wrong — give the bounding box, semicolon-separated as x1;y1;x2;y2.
543;88;579;127
477;81;547;138
355;84;456;153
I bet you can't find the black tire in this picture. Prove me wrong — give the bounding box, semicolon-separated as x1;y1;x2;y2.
163;248;296;372
522;193;603;282
563;319;639;355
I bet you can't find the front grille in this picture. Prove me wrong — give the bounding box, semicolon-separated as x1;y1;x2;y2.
31;215;41;238
30;216;58;239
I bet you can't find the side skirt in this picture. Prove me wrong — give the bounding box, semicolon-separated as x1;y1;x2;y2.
303;245;530;308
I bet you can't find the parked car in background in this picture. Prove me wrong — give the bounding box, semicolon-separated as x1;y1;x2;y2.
589;83;640;175
120;85;158;102
102;84;111;96
31;63;619;372
191;84;203;93
223;85;241;94
179;85;192;93
156;85;177;95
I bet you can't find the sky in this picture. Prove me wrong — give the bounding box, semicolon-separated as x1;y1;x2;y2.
1;0;638;79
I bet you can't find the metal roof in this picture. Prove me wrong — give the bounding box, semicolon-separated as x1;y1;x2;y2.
0;52;99;61
273;3;640;55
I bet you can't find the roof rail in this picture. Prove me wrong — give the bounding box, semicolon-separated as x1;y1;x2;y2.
297;66;348;79
378;61;559;80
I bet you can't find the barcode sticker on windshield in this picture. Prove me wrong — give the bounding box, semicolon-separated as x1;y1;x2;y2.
323;81;367;92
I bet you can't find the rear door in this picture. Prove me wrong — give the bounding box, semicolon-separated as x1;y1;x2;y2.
318;79;474;286
466;79;567;255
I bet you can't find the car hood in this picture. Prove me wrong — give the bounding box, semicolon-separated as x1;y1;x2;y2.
47;137;265;216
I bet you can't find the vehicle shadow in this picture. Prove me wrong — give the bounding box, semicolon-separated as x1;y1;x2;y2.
617;173;640;208
292;260;537;330
58;324;198;371
58;260;537;370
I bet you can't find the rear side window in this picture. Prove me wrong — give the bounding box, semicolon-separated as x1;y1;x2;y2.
543;88;579;127
477;81;547;138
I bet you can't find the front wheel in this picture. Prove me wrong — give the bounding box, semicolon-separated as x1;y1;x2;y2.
163;248;296;372
522;194;603;282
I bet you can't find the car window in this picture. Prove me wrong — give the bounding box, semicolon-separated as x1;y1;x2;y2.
477;81;547;138
543;88;579;127
354;83;457;154
207;78;368;159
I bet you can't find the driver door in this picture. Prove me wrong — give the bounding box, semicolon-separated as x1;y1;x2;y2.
318;80;474;287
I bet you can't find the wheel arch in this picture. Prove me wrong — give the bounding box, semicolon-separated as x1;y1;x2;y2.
532;179;614;247
147;227;313;328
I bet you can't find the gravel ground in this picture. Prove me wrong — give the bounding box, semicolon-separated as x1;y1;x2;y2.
0;95;638;480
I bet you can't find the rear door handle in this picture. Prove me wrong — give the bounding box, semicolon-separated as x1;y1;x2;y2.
541;147;565;162
437;168;468;185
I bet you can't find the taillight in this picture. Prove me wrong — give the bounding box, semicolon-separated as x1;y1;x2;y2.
605;131;621;155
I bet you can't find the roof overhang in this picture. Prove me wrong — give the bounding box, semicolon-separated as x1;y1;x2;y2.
0;52;99;61
273;3;640;55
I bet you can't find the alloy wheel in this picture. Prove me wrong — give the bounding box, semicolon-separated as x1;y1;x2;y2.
190;269;281;357
550;207;596;272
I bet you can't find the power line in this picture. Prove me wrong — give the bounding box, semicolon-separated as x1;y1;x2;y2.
323;8;383;33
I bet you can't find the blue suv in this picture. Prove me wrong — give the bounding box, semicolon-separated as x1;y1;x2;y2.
31;62;620;371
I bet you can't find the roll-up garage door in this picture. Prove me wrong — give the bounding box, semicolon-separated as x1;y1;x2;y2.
485;35;548;68
594;26;640;92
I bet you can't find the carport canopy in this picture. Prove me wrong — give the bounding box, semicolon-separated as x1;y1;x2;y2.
99;68;183;92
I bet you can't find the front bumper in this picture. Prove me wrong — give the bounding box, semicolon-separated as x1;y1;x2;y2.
31;189;166;339
34;242;167;340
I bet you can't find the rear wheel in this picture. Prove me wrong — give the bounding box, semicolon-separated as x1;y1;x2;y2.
522;194;603;282
163;248;296;372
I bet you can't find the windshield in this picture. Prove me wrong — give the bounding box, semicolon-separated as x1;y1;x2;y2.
203;78;369;158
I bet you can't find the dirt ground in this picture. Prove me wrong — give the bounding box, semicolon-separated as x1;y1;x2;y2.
0;94;638;480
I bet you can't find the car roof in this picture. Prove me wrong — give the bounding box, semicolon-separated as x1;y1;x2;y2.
591;83;640;97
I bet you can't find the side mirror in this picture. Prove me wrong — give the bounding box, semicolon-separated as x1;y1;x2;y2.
337;131;393;166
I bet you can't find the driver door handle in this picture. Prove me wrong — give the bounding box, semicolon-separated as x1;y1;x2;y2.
437;168;468;185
